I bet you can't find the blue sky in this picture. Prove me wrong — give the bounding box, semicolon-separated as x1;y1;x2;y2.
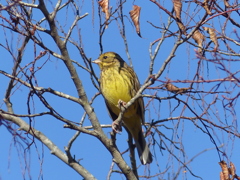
0;0;240;179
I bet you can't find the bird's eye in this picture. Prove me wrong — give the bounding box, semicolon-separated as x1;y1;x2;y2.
103;56;108;59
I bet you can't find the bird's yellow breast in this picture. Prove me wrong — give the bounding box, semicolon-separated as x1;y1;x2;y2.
100;67;136;117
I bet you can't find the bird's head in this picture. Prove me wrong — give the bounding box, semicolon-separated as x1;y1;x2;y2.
92;52;124;70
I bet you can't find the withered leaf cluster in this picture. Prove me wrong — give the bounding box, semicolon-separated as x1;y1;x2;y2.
219;161;240;180
98;1;222;52
171;0;223;53
98;1;142;37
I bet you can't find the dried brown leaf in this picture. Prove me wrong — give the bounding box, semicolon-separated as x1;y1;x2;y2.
177;21;186;35
173;0;186;34
173;0;182;20
165;83;179;92
165;83;191;95
203;27;218;51
98;0;110;26
229;162;236;177
129;5;141;37
220;172;224;180
224;0;231;8
219;161;230;180
192;30;205;53
202;0;212;15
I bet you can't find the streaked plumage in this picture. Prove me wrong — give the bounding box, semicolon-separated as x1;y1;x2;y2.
93;52;152;165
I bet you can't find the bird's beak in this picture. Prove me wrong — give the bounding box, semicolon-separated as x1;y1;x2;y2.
92;59;101;64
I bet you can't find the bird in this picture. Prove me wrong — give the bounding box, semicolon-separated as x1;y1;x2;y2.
92;52;152;165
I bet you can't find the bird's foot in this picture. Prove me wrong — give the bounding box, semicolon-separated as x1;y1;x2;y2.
112;120;122;133
118;99;127;110
111;99;126;133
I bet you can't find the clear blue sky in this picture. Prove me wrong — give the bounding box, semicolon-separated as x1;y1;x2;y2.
0;1;239;179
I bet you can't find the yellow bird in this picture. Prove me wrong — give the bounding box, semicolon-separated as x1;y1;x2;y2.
93;52;152;164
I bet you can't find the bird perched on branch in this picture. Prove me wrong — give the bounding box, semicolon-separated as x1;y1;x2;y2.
93;52;152;165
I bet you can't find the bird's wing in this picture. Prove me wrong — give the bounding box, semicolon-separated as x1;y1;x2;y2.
137;96;145;124
126;65;145;124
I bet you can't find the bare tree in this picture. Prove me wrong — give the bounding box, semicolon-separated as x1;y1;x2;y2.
0;0;240;179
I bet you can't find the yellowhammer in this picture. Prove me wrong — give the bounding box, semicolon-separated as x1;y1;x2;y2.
93;52;152;165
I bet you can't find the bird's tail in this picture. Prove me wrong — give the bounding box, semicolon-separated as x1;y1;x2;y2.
135;130;153;165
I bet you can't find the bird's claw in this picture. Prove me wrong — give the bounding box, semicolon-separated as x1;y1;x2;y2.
112;120;122;133
118;99;127;109
111;99;126;133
